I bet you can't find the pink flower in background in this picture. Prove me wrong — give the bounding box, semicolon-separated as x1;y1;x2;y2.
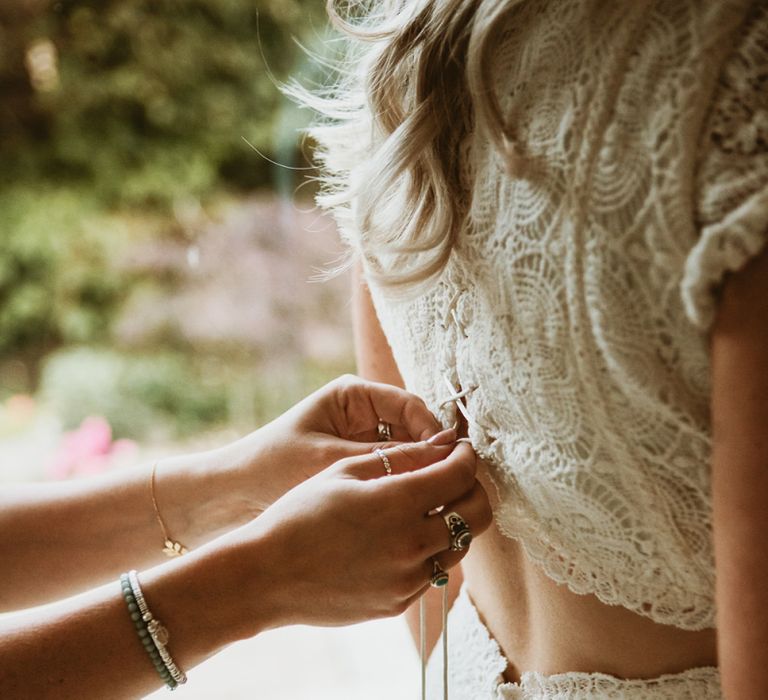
46;416;137;480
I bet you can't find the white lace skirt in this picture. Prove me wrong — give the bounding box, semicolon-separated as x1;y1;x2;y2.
425;587;722;700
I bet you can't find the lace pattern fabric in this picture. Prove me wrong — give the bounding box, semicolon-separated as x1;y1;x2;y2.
360;0;768;633
426;587;722;700
683;3;768;328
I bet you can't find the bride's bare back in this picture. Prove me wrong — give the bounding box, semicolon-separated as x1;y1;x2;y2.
353;252;768;695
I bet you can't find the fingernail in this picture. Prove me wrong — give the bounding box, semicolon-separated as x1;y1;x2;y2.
427;428;456;446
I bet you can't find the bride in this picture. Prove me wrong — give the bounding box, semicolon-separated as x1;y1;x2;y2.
307;0;768;697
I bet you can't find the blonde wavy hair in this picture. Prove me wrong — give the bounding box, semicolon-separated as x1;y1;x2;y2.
293;0;522;292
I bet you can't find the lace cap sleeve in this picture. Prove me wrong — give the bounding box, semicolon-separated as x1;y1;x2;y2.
682;5;768;330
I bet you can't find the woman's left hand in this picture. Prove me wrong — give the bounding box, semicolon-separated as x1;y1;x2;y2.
219;374;442;514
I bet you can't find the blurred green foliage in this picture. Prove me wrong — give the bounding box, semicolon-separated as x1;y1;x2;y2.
1;0;321;203
0;0;327;397
40;347;230;439
0;186;128;377
40;346;351;440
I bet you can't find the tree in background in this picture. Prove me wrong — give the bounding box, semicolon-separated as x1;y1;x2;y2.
0;0;327;394
2;0;322;203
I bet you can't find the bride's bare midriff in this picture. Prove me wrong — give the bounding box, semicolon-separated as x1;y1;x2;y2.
463;465;718;684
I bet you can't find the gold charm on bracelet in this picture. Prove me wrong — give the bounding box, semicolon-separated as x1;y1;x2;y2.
151;463;190;558
162;539;189;558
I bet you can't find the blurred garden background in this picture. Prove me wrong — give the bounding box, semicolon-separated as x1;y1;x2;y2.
0;1;419;696
0;0;354;467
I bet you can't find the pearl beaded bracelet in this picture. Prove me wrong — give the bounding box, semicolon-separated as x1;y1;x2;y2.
120;571;187;690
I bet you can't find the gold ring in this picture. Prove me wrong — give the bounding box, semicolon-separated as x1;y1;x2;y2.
377;420;392;441
374;448;392;476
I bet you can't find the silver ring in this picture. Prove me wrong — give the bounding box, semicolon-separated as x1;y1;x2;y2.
374;448;392;476
443;511;472;551
377;420;392;442
430;560;449;588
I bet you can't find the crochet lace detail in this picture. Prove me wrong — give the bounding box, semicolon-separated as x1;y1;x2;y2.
500;667;722;700
323;1;768;631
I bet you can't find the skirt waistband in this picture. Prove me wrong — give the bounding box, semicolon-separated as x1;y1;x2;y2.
426;586;722;700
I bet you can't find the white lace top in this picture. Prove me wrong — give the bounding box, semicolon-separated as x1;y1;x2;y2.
340;1;768;631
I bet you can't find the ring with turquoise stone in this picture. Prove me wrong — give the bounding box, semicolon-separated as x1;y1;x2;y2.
430;560;450;588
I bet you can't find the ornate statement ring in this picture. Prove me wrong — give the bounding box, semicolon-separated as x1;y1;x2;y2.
377;419;392;442
430;560;450;588
443;511;472;551
374;448;392;476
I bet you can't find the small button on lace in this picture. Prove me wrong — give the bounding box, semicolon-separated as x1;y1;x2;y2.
441;286;470;338
439;376;477;428
440;289;463;331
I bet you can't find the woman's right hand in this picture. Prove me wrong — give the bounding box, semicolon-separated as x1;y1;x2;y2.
227;436;491;631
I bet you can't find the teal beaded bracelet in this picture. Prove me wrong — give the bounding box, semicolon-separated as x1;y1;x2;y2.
120;572;179;690
128;570;187;686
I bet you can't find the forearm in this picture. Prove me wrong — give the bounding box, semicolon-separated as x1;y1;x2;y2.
0;447;257;610
352;262;405;387
711;356;768;697
711;246;768;698
713;465;768;698
0;536;263;700
0;430;489;699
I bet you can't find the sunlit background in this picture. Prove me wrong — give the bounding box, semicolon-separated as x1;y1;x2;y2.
0;1;419;696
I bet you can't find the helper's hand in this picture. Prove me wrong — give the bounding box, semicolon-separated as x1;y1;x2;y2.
220;375;442;513
224;439;491;630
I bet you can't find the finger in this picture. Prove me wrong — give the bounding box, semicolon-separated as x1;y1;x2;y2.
395;442;478;511
340;432;457;480
380;389;440;442
367;426;456;454
420;481;493;558
308;427;455;468
336;377;441;442
386;424;420;443
432;548;466;572
407;556;459;602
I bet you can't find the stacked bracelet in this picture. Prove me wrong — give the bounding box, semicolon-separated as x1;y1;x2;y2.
120;571;187;690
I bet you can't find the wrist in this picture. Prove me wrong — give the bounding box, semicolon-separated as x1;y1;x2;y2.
213;427;287;514
193;523;289;640
138;530;278;667
156;447;260;549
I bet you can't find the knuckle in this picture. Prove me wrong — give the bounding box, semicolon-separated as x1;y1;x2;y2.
332;373;358;394
410;394;430;415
